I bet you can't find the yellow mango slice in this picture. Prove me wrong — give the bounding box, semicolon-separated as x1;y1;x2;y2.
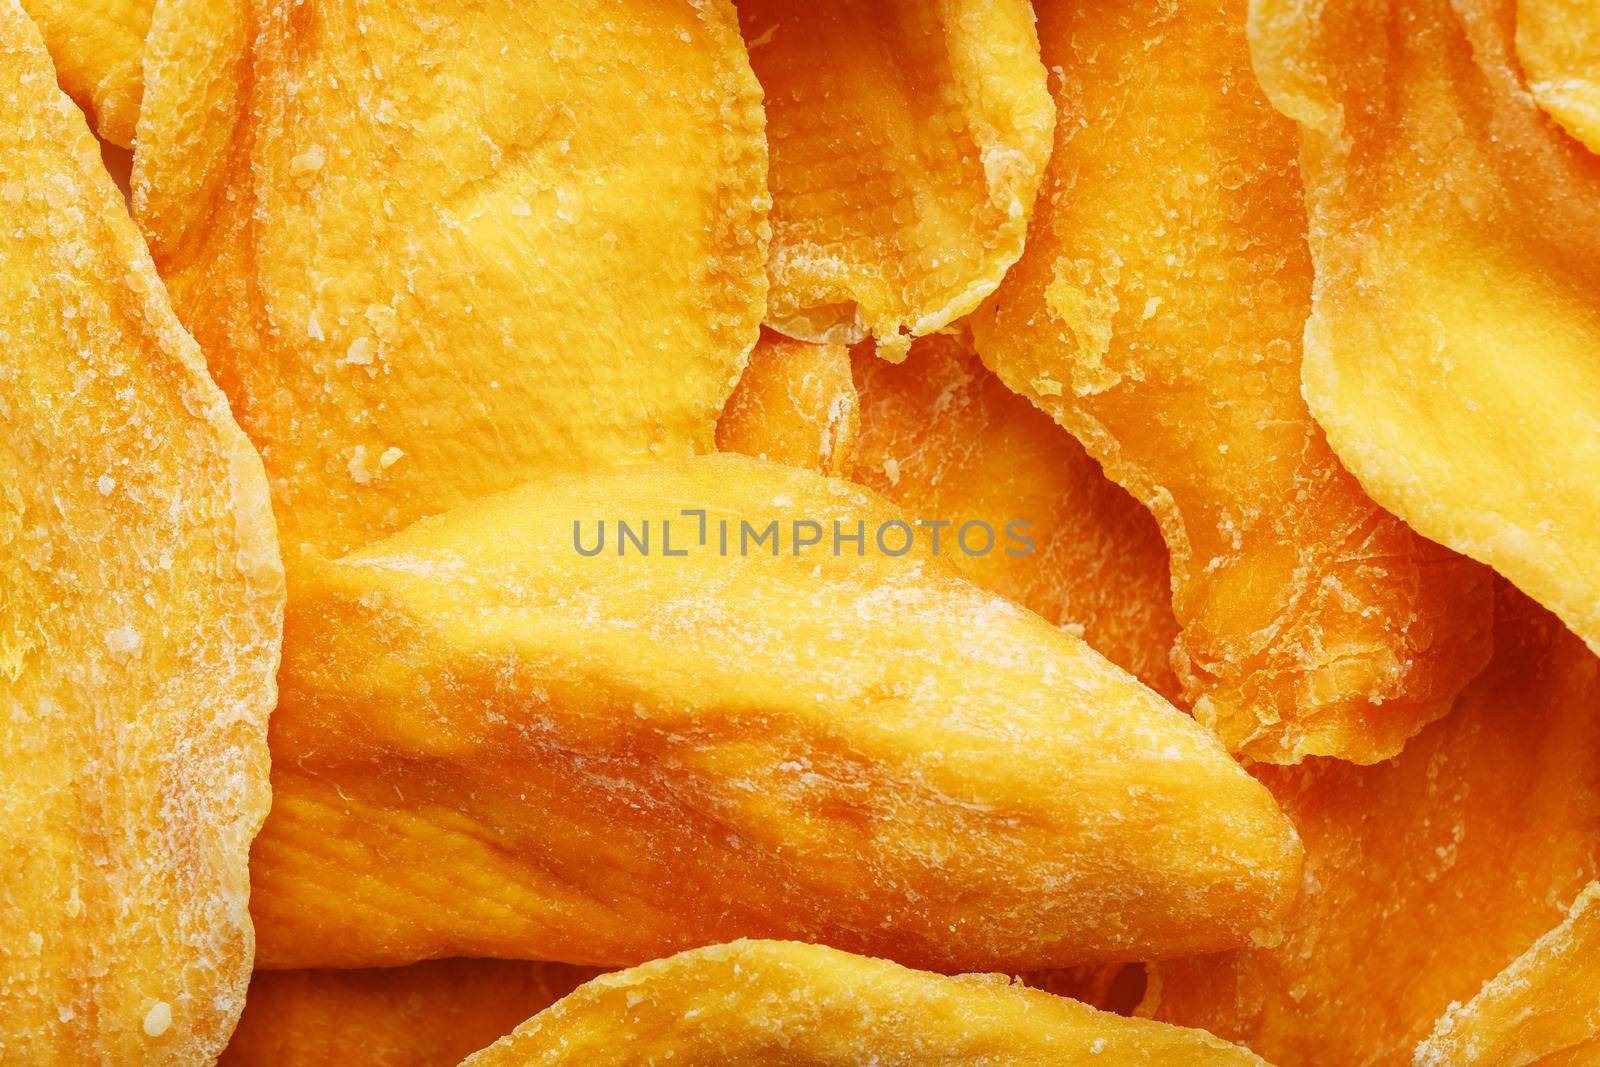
715;329;860;475
0;4;282;1059
460;941;1267;1066
1146;585;1600;1065
221;961;599;1067
250;455;1300;972
1518;0;1600;152
1419;882;1600;1066
19;0;151;145
851;328;1181;700
737;0;1053;358
133;0;769;563
1251;0;1600;655
970;0;1493;764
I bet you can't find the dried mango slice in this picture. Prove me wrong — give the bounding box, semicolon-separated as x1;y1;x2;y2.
1418;882;1600;1066
1518;0;1600;152
851;328;1181;700
18;0;150;145
221;961;599;1067
1252;0;1600;655
460;941;1267;1066
738;0;1053;358
1146;585;1600;1065
969;0;1493;764
133;0;769;563
715;329;860;475
0;3;282;1060
250;455;1300;971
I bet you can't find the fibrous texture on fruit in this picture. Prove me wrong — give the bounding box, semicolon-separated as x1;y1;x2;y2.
715;329;859;476
220;960;599;1067
737;0;1053;358
1251;0;1600;656
1517;0;1600;153
970;0;1493;765
18;0;151;145
1418;881;1600;1066
0;3;283;1060
1146;585;1600;1066
250;455;1300;972
850;328;1180;699
133;0;769;563
460;940;1267;1066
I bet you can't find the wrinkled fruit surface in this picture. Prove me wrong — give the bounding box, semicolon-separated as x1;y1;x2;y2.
460;940;1267;1066
251;455;1300;972
1253;0;1600;656
18;0;150;144
0;3;283;1059
1147;584;1600;1066
737;0;1053;358
850;327;1181;700
971;0;1493;764
134;0;769;563
221;960;599;1067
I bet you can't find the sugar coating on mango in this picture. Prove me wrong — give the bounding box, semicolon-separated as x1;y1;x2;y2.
460;940;1267;1066
133;0;769;563
19;0;150;145
970;0;1493;765
850;328;1181;700
0;3;283;1060
1147;585;1600;1065
250;455;1300;972
1517;0;1600;153
715;329;860;476
1251;0;1600;657
221;961;600;1067
738;0;1053;359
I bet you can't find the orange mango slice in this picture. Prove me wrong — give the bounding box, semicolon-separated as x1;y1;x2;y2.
19;0;151;145
1147;585;1600;1065
715;329;860;476
250;455;1300;972
1251;0;1600;655
737;0;1053;359
0;3;282;1059
461;940;1268;1066
851;328;1181;700
221;961;599;1067
1418;881;1600;1066
133;0;769;563
970;0;1493;764
1518;0;1600;153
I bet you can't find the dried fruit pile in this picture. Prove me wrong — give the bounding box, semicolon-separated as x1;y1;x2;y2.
2;0;1597;1063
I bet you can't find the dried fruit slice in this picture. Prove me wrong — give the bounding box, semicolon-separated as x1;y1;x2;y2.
1418;882;1600;1066
19;0;151;145
221;961;599;1067
850;328;1181;700
134;0;769;563
737;0;1053;358
970;0;1493;764
1252;0;1600;655
0;3;282;1060
460;941;1267;1066
715;329;859;475
251;455;1300;971
1518;0;1600;152
1146;585;1600;1065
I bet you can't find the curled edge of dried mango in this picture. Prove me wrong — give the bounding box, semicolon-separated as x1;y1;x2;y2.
742;0;1054;360
459;940;1267;1066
